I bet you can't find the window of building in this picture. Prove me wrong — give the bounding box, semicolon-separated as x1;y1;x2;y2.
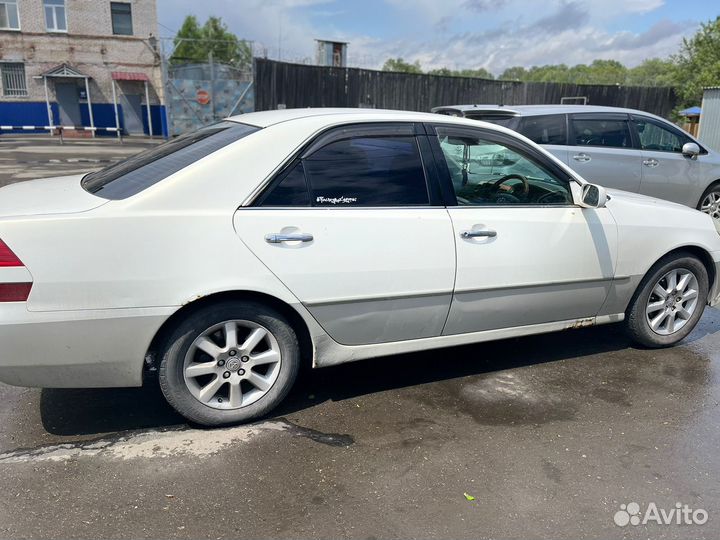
0;0;20;30
111;2;133;35
303;136;430;207
0;63;27;97
44;0;67;32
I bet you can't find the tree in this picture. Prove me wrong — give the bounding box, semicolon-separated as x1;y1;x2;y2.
672;16;720;106
171;15;252;68
626;58;677;87
382;58;423;73
428;67;494;79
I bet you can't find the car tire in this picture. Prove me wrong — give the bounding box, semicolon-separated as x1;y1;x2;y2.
625;252;708;348
158;301;300;426
697;183;720;220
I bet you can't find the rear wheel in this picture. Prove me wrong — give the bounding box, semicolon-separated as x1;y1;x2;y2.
158;302;299;426
625;253;708;348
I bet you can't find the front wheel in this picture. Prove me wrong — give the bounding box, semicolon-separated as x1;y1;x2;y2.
698;184;720;220
625;253;708;348
158;302;300;426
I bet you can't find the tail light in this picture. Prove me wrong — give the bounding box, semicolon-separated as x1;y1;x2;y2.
0;239;23;267
0;238;32;302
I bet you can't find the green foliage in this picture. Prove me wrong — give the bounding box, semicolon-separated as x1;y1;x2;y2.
428;67;494;79
673;16;720;107
625;58;678;87
171;15;252;68
382;58;423;73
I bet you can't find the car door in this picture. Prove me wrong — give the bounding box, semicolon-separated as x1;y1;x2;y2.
233;123;456;346
516;113;570;165
630;115;704;207
428;123;618;335
566;113;642;192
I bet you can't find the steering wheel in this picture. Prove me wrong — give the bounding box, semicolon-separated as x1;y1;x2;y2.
491;174;530;201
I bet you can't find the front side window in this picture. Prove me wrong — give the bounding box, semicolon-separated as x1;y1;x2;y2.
518;115;566;145
0;62;27;96
436;127;572;206
0;0;20;30
632;117;690;153
82;121;259;200
44;0;66;31
302;136;429;207
571;117;632;148
111;2;132;35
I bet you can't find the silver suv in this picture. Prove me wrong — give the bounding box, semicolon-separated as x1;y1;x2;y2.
432;104;720;218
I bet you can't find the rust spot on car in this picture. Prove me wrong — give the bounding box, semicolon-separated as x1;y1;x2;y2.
568;318;594;329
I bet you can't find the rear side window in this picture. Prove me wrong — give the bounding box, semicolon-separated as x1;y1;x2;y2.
303;136;429;207
518;115;566;145
82;121;259;199
260;161;310;206
571;117;631;148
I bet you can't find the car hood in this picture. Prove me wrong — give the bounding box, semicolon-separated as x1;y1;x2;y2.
605;188;690;211
0;174;107;219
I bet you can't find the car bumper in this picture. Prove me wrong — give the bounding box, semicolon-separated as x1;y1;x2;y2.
0;304;175;388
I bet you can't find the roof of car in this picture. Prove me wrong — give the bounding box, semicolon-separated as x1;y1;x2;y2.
431;104;661;117
227;108;451;128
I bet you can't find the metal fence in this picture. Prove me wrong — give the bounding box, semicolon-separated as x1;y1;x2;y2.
255;59;678;118
699;88;720;153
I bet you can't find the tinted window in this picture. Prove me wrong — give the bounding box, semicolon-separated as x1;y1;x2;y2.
82;121;259;200
571;117;631;148
632;117;689;153
436;127;572;206
304;136;429;207
464;114;519;129
260;161;310;206
519;115;566;145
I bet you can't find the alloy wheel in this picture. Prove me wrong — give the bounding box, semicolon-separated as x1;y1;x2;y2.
700;192;720;220
645;268;699;336
183;320;282;410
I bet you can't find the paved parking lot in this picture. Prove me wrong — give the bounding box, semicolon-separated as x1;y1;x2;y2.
0;138;719;539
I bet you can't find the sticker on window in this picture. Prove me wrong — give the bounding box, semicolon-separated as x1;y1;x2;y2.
316;196;358;205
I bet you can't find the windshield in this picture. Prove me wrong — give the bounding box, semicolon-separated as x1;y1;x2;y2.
82;121;259;200
464;114;520;129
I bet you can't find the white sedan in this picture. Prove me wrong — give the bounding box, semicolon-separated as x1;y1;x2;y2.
1;109;719;426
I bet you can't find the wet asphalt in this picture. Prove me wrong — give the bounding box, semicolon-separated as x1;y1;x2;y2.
1;137;719;539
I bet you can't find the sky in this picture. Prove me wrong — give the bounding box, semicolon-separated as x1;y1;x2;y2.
156;0;716;75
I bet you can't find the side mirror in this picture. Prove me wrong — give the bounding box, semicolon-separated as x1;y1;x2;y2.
682;142;700;159
579;183;608;209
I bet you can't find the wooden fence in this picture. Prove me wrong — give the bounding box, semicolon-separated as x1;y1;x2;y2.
254;59;678;118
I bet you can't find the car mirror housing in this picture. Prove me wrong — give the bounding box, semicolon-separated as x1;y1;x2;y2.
579;183;608;209
682;142;701;159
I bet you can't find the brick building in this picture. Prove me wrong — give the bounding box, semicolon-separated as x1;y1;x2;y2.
0;0;166;136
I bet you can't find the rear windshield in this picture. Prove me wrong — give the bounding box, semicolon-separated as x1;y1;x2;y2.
82;121;259;200
464;114;519;129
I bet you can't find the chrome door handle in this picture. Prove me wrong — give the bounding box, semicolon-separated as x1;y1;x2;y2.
265;232;314;243
643;158;659;168
573;153;591;163
461;229;497;239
